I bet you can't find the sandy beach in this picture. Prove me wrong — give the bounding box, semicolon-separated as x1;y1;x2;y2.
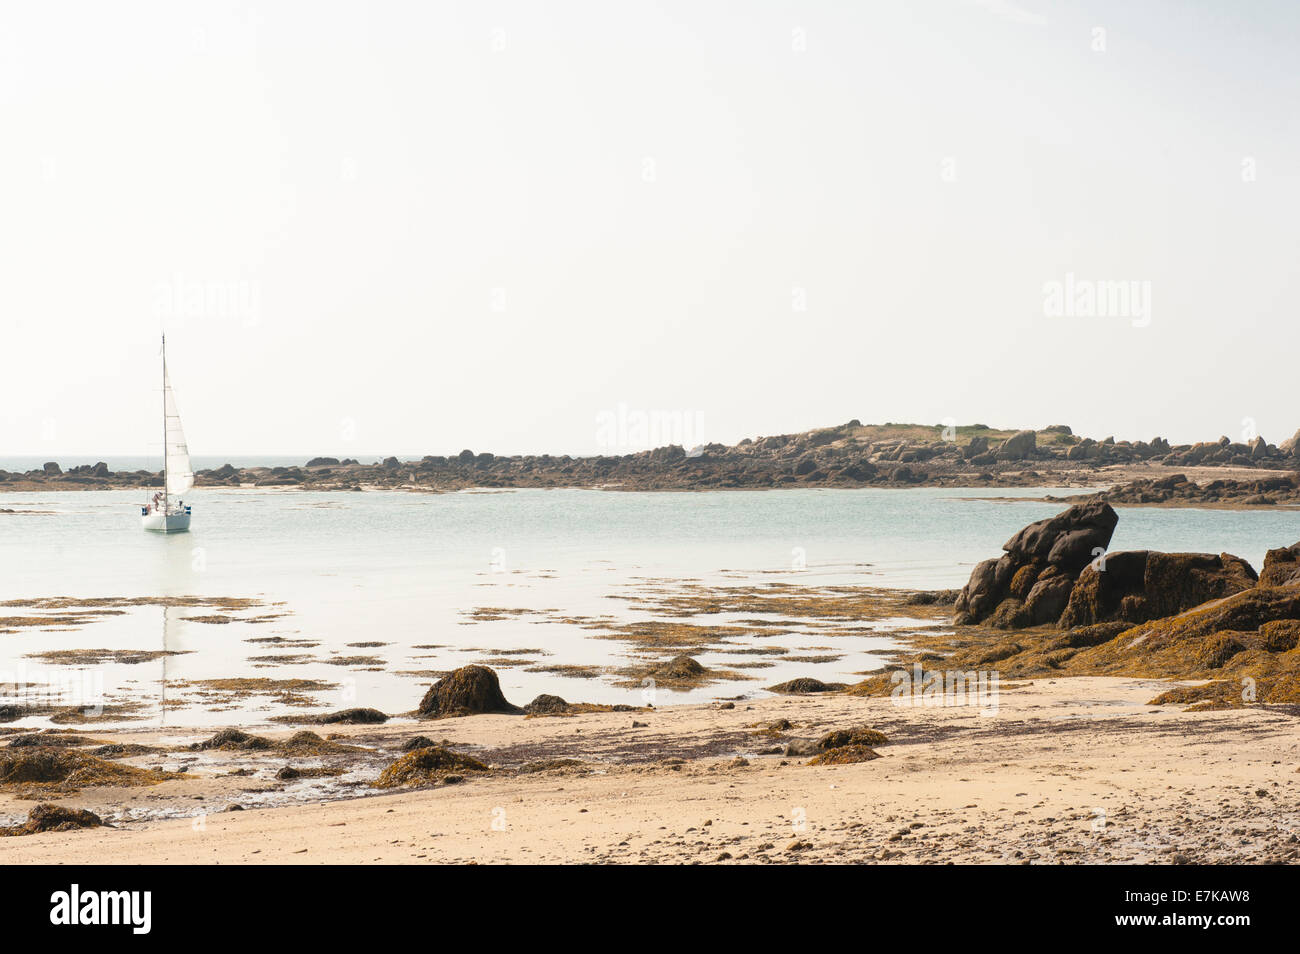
3;677;1296;865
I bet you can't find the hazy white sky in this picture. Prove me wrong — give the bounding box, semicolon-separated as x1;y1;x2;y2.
2;1;1297;458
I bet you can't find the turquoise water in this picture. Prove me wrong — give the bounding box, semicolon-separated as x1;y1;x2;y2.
2;486;1297;727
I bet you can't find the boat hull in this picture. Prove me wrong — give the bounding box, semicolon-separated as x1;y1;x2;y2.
141;511;191;533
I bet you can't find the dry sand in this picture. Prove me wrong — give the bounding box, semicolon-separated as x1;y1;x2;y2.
2;676;1298;864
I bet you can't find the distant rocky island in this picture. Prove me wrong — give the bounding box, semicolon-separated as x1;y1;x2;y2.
7;421;1300;502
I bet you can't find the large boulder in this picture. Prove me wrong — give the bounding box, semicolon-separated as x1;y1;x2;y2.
954;502;1118;627
995;430;1037;461
1002;500;1119;570
418;665;521;718
1280;429;1300;457
1058;551;1258;629
1260;542;1300;587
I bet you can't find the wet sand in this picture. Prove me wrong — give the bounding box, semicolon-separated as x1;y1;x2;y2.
3;677;1297;864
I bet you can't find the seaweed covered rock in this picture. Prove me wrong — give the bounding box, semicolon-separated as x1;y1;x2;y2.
1260;541;1300;588
373;746;489;788
89;743;157;759
523;694;571;715
279;730;357;754
807;745;881;765
952;583;1300;706
0;749;177;792
652;655;707;680
1194;632;1247;669
418;665;521;718
1260;619;1300;652
1044;620;1131;651
1059;551;1258;629
6;733;94;748
954;502;1118;627
317;707;388;725
768;677;843;694
1078;585;1300;705
817;727;888;749
903;588;961;606
190;728;274;751
0;803;103;836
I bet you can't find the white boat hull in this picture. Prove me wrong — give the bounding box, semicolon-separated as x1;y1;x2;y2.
141;511;191;533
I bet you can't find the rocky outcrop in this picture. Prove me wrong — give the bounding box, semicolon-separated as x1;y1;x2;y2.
1064;473;1300;509
418;665;521;718
933;517;1300;708
1058;551;1258;629
994;430;1037;461
1260;542;1300;587
925;578;1300;705
954;502;1118;627
7;420;1299;495
961;435;988;460
1087;584;1300;675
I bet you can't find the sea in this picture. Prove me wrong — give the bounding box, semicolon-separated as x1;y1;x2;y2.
2;485;1297;728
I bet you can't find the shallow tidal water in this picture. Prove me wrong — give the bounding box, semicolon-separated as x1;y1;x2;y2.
2;486;1298;728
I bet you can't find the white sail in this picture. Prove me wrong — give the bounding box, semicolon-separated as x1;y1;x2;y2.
163;367;193;495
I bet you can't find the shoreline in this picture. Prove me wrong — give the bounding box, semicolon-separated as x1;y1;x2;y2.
3;462;1299;510
2;678;1296;864
5;420;1297;501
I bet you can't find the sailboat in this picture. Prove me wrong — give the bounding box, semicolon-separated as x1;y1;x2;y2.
141;334;194;532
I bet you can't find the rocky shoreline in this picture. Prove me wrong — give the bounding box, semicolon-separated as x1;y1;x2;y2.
848;500;1300;709
2;678;1295;864
1051;472;1300;508
6;421;1300;495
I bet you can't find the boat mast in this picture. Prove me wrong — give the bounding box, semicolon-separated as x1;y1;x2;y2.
161;333;168;515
